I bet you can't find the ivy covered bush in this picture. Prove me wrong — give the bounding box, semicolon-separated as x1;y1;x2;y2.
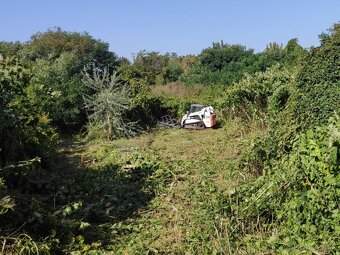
222;23;340;253
217;65;294;124
225;115;340;252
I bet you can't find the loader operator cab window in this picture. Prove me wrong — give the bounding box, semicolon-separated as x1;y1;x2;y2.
190;104;204;113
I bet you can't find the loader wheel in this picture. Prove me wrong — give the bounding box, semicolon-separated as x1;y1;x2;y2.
197;121;205;129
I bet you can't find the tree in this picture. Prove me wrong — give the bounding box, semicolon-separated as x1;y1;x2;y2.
284;38;306;66
255;42;285;72
119;51;168;86
23;27;117;66
163;62;183;83
82;67;138;140
181;42;257;85
0;41;23;58
20;28;119;130
200;42;255;72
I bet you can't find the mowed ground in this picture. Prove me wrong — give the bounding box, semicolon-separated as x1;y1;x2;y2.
78;121;262;254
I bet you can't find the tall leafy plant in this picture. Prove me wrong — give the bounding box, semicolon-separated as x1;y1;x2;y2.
82;67;138;140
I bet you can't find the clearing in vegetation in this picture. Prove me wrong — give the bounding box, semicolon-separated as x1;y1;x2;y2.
27;121;259;254
75;121;262;254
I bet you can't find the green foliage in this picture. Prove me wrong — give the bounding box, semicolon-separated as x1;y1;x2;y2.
119;51;168;86
0;57;56;166
82;67;138;140
181;42;256;85
224;115;340;253
0;41;23;58
128;93;191;128
280;120;339;242
180;64;235;85
253;40;306;73
15;28;119;131
253;42;285;73
23;27;117;67
219;25;339;254
255;23;340;157
119;51;186;87
217;24;339;253
217;65;294;124
30;52;87;129
163;62;183;83
181;40;305;86
294;23;340;129
200;42;254;72
284;38;307;67
0;178;15;215
297;24;340;86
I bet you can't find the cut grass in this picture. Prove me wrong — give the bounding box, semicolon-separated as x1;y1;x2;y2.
77;120;264;254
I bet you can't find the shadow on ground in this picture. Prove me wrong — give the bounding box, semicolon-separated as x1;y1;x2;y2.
0;140;158;252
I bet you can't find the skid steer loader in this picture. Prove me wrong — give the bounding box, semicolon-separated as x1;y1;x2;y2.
180;104;216;129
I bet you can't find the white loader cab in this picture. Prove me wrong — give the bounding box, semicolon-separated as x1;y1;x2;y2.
181;104;216;129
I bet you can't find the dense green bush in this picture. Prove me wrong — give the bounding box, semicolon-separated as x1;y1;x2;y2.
22;28;118;68
254;39;306;72
162;63;183;83
2;28;120;131
0;41;23;58
180;43;256;85
119;51;168;86
129;93;192;127
236;24;340;174
180;40;305;86
200;42;254;72
258;23;340;156
30;52;87;130
0;57;56;166
0;57;56;242
180;64;244;86
217;65;294;124
224;115;340;252
294;24;340;129
221;23;340;253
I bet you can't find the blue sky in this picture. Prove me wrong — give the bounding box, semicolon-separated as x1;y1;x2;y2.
1;0;339;59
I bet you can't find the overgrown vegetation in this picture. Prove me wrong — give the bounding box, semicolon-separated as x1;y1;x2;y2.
0;23;339;254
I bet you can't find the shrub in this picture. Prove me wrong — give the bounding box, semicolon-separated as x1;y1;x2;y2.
225;114;340;252
0;57;56;166
263;23;340;154
217;65;294;124
222;24;340;252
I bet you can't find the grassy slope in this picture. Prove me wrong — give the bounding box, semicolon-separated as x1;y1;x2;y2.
79;121;263;254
